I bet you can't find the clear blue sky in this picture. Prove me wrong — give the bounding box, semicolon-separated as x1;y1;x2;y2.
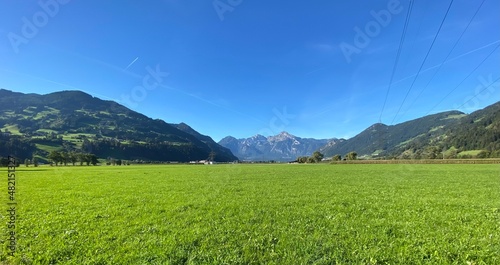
1;0;499;141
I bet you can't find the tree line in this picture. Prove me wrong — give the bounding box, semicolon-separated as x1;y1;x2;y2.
296;151;358;163
0;134;37;160
47;151;99;166
0;157;19;167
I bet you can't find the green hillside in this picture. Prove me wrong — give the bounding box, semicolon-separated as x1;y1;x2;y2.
322;102;500;159
322;111;465;159
443;101;500;153
0;89;238;162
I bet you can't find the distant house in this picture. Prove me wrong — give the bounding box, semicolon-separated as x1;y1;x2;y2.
189;160;215;165
203;160;215;165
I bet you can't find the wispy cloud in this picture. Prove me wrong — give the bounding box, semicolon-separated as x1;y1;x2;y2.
311;43;337;52
158;83;265;124
77;53;143;79
305;67;326;76
42;44;143;79
125;57;139;70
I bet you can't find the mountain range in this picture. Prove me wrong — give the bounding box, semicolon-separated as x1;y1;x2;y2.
321;111;464;158
218;132;339;162
220;101;500;160
320;101;500;159
1;88;499;162
0;89;237;162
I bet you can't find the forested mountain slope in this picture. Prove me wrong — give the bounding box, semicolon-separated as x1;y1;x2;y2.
0;89;237;162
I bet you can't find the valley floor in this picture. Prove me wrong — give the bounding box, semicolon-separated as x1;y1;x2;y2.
2;164;499;264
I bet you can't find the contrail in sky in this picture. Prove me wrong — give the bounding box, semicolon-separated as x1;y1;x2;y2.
125;57;139;70
392;39;500;86
158;83;266;124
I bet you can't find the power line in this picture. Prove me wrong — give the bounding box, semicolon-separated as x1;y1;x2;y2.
426;42;500;115
391;0;455;124
455;76;500;111
379;0;414;123
398;0;487;120
400;0;430;75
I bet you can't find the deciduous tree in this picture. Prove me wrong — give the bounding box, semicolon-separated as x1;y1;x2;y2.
48;151;63;166
312;151;324;163
346;151;357;160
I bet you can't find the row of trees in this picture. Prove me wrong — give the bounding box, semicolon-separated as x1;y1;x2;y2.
24;157;39;167
47;151;99;166
331;151;358;161
296;151;358;163
296;151;325;163
105;157;131;166
0;157;19;167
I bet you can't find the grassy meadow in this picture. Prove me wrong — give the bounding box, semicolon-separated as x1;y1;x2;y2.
1;164;499;264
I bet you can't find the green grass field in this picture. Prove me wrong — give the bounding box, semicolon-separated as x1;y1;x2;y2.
2;164;499;264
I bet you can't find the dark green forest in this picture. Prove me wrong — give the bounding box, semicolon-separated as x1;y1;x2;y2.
0;89;237;163
321;102;500;159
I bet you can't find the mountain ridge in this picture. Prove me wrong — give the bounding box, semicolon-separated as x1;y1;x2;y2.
321;110;465;158
219;132;337;162
0;89;238;162
320;103;500;159
1;88;498;162
220;102;499;160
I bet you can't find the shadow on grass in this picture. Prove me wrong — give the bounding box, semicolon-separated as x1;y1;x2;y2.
6;168;51;172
